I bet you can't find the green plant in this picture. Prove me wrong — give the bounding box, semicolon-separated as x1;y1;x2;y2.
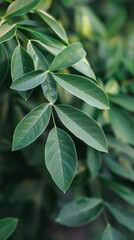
0;0;134;240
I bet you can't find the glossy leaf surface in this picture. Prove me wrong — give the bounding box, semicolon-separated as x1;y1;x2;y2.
52;73;109;109
49;42;86;71
54;105;108;152
45;127;77;192
0;24;16;43
0;218;18;240
56;197;103;227
12;103;51;150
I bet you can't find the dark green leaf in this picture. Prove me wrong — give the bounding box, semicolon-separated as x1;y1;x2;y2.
54;105;108;152
0;44;9;84
12;103;51;150
41;72;57;103
10;70;46;91
110;94;134;112
5;0;40;18
45;127;77;192
52;73;109;109
49;42;86;71
0;23;16;43
0;218;18;240
87;148;102;180
56;197;103;227
102;224;127;240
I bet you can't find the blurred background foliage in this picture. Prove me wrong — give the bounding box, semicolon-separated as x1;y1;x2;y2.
0;0;134;239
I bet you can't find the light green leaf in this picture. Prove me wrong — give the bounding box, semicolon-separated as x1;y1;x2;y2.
45;127;77;192
102;224;127;240
109;94;134;112
27;41;49;70
41;72;57;103
10;70;46;91
104;156;134;182
54;105;108;152
0;44;9;84
0;218;18;240
11;45;35;100
101;178;134;205
73;58;96;81
37;10;68;43
0;23;16;43
56;197;103;227
105;203;134;233
12;103;51;150
5;0;40;18
49;42;86;71
109;106;134;145
52;73;109;109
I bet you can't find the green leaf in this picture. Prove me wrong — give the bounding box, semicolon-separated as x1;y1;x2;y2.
73;58;96;81
0;44;9;85
10;70;46;91
27;41;49;70
37;10;68;43
45;127;77;192
12;103;51;150
104;156;134;182
0;23;16;43
105;203;134;233
11;45;35;100
87;148;102;180
5;0;40;18
109;106;134;145
102;224;127;240
41;72;57;103
49;42;86;71
101;178;134;205
56;197;103;227
109;94;134;112
52;73;109;109
0;218;18;240
54;105;108;152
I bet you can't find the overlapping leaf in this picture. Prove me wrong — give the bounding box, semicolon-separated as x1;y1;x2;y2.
52;73;109;109
54;105;108;152
102;224;126;240
0;23;16;43
0;218;18;240
45;127;77;192
12;103;51;150
41;73;57;103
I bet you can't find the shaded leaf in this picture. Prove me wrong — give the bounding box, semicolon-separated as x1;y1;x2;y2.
49;42;86;71
56;197;103;227
52;73;109;109
54;105;108;152
87;148;102;180
0;44;9;84
45;127;77;192
109;94;134;112
41;72;57;103
0;218;18;240
12;103;51;150
102;224;126;240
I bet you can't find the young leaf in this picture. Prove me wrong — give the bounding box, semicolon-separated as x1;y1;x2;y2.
105;203;134;233
0;218;18;240
12;103;51;150
41;73;57;104
109;106;134;146
5;0;40;18
0;23;16;43
45;127;77;192
27;41;49;70
104;156;134;182
0;44;9;85
49;42;86;71
54;105;108;152
56;197;103;227
37;10;68;43
52;73;109;109
10;70;46;91
102;224;127;240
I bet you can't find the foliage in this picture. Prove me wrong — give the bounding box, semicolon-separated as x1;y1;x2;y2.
0;0;134;240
